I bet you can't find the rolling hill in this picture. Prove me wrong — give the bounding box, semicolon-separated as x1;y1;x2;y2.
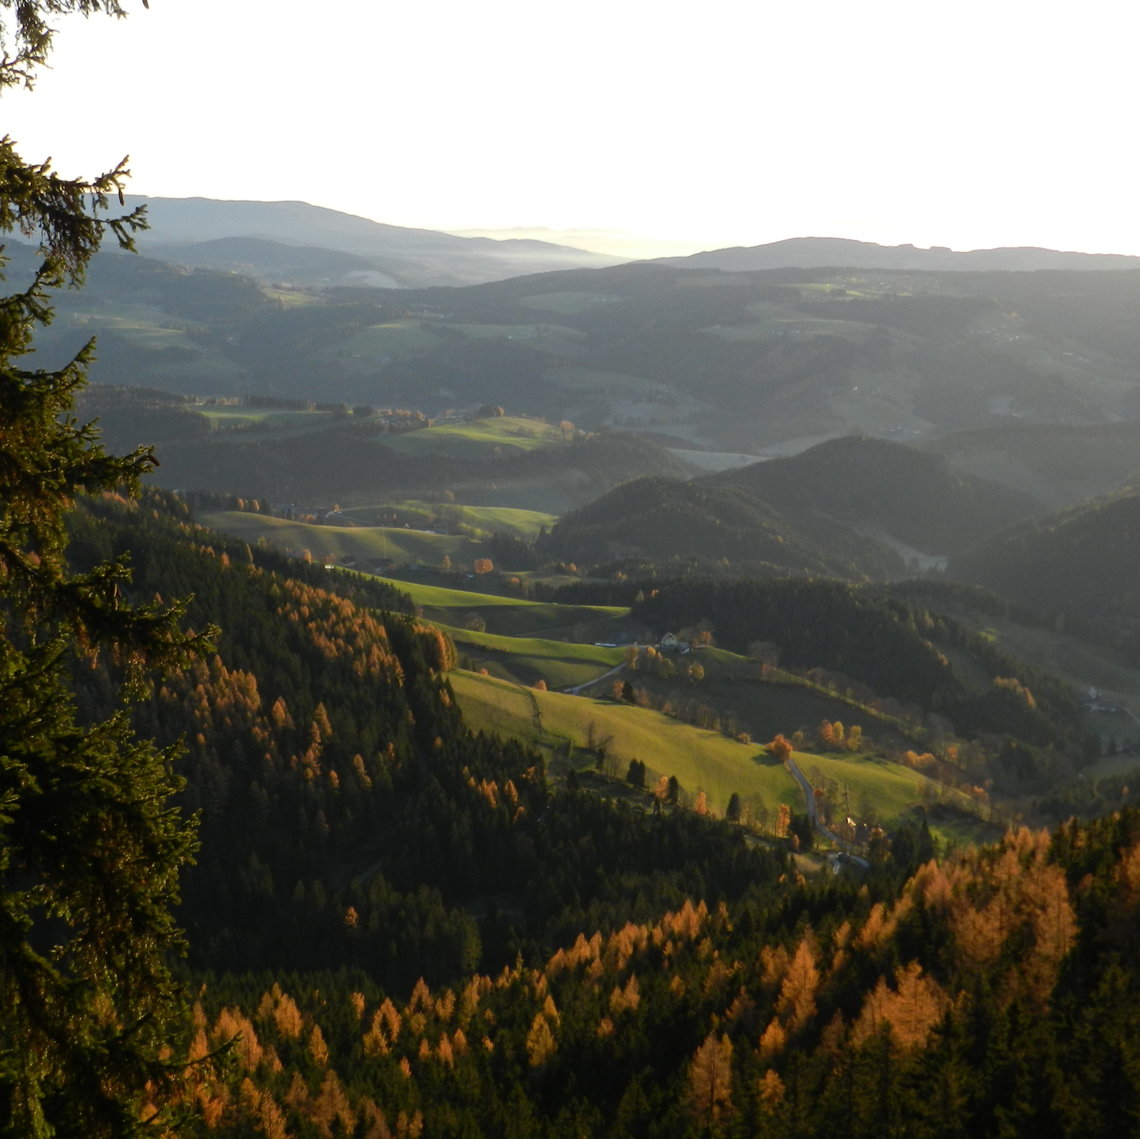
539;474;905;579
920;419;1140;509
125;196;623;287
541;436;1038;578
707;435;1039;558
653;236;1140;273
950;488;1140;654
31;234;1140;489
73;389;689;510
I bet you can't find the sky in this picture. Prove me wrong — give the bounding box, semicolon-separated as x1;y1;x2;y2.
6;0;1140;258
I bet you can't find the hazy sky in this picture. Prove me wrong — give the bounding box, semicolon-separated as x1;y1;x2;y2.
6;0;1139;256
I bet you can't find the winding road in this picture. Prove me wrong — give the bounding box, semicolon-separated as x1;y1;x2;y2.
785;756;846;847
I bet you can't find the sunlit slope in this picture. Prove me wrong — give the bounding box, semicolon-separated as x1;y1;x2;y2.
451;670;801;820
198;512;483;565
394;579;628;638
381;416;565;457
340;500;557;539
450;670;962;837
442;629;623;690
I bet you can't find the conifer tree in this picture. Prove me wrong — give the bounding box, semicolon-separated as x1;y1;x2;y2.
0;3;208;1134
686;1032;734;1130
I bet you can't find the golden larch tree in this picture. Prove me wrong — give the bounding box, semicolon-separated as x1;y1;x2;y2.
686;1032;734;1128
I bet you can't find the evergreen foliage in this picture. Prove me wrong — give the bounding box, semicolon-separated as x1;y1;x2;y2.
633;576;1089;763
540;475;904;580
0;3;208;1134
951;488;1140;659
131;809;1140;1138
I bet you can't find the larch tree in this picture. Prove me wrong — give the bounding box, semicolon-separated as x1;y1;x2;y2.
0;2;209;1135
777;934;821;1034
686;1032;734;1130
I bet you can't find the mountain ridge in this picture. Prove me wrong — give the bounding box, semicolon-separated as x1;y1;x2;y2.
653;235;1140;273
124;195;625;287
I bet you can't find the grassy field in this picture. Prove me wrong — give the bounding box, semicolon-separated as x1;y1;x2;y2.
443;629;624;690
451;671;979;840
193;519;629;636
330;319;443;362
451;670;801;824
796;752;933;825
340;501;557;539
198;512;483;566
619;646;920;754
395;579;627;638
382;416;565;458
63;304;199;350
449;322;584;346
262;288;324;308
708;316;876;345
57;304;248;387
197;408;336;429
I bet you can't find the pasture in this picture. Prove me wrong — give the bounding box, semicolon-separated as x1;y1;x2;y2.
382;416;565;458
340;501;557;539
395;579;628;638
197;512;483;566
451;670;802;825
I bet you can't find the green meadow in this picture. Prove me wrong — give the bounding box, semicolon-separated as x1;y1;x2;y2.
796;752;933;824
198;512;483;565
57;303;248;386
451;671;978;839
451;670;802;823
340;501;556;539
443;628;624;690
197;407;337;430
330;319;443;362
381;416;564;458
395;579;627;638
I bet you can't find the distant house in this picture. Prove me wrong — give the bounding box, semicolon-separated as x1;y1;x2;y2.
1082;687;1119;713
659;632;691;654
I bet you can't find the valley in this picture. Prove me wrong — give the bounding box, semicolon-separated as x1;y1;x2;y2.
10;0;1140;1129
68;229;1140;868
12;191;1140;1138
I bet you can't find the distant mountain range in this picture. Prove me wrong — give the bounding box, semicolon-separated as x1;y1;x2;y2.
654;236;1140;273
124;196;625;288
124;200;1140;290
36;236;1140;494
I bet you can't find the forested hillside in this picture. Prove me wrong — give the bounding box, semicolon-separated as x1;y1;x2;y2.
538;474;905;579
632;577;1094;796
950;489;1140;658
708;435;1038;556
539;434;1042;578
69;494;787;987
60;496;1140;1138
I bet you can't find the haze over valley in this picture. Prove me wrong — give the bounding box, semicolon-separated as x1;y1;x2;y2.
59;193;1140;821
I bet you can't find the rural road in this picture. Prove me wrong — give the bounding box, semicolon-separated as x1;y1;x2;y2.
562;661;626;696
785;756;846;847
